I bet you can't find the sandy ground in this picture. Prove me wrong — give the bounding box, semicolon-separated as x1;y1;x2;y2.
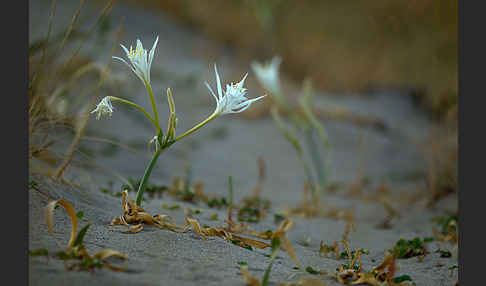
29;0;458;285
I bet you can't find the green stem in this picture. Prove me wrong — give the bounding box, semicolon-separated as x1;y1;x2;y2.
144;81;161;133
228;175;233;207
174;111;219;142
262;238;280;286
135;148;162;206
109;96;158;128
304;129;326;191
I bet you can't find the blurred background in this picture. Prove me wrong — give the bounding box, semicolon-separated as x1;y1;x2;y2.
29;1;458;283
29;0;457;207
130;0;458;124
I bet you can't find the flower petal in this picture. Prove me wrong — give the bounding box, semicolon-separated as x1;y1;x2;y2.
237;73;248;88
120;44;130;56
214;64;223;101
147;36;159;82
205;82;219;104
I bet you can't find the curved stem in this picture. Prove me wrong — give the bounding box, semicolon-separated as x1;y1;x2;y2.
109;96;158;128
135;148;162;206
174;111;219;142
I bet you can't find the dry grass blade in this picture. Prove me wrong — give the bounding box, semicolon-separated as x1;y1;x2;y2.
183;218;207;239
44;199;128;272
240;266;262;286
93;249;128;260
57;0;86;53
102;262;127;272
111;191;182;232
272;219;301;268
251;157;266;197
124;224;143;233
328;251;415;286
54;5;121;180
232;234;271;249
111;192;271;250
183;218;272;249
31;0;57;88
281;278;327;286
224;219;272;240
45;199;78;248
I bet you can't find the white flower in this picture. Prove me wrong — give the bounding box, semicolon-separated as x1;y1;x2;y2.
205;64;265;115
113;36;159;85
250;56;281;95
91;96;114;120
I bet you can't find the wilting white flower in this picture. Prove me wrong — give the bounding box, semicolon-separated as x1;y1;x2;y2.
205;64;265;116
91;96;114;120
113;36;159;86
251;56;281;95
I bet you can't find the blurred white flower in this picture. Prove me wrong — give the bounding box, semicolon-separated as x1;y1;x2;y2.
91;96;114;120
113;36;159;85
251;56;281;95
205;64;265;116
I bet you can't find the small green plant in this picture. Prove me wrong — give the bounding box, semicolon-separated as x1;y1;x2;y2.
340;248;369;259
393;275;413;283
305;266;320;275
45;199;127;272
431;212;458;244
432;213;457;234
161;204;180;210
390;237;432;259
92;37;265;207
75;211;84;219
206;197;229;208
435;249;452;258
273;214;285;224
29;249;49;257
262;237;281;286
237;196;271;223
29;180;39;190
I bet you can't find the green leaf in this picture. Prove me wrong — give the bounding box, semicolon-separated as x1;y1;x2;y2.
29;249;49;257
237;261;248;266
271;237;281;252
73;223;91;247
274;214;285;224
436;249;452;258
29;180;39;189
55;251;72;260
162;204;180;210
228;175;233;207
231;239;242;245
305;266;320;275
76;211;84;219
393;275;413;283
262;237;281;286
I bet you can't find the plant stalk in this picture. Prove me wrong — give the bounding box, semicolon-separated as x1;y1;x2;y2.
135;148;162;206
109;96;158;129
174;111;219;142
